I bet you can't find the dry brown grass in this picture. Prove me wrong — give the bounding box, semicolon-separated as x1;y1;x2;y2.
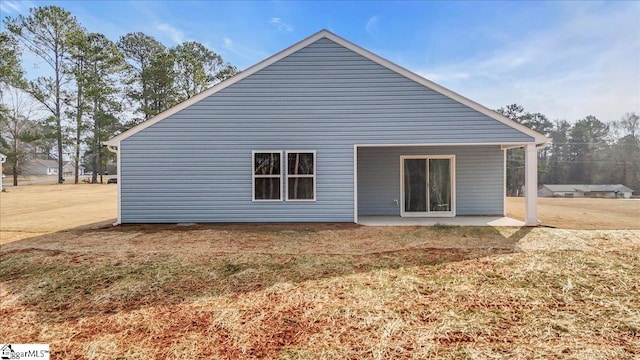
1;226;639;359
1;185;639;358
0;183;116;244
506;196;640;229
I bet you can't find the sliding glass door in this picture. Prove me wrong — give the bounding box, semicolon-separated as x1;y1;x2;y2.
401;155;455;217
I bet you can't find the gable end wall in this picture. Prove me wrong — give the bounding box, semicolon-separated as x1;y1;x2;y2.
120;38;531;223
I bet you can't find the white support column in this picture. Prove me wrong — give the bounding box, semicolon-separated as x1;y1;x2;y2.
106;145;121;225
353;145;358;224
0;153;6;192
524;143;538;226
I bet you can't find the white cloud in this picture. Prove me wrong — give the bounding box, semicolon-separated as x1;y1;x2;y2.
420;71;470;82
365;15;380;37
221;36;268;63
0;1;19;14
156;23;185;44
0;0;32;14
415;4;640;122
270;17;293;32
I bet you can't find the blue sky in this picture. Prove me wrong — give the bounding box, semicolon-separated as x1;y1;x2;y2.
1;0;639;123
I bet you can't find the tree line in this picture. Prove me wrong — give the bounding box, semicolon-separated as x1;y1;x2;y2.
1;6;237;185
498;104;639;195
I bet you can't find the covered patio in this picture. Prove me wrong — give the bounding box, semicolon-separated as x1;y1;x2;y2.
354;143;540;226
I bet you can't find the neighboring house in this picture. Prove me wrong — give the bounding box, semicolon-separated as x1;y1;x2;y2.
105;30;548;225
539;184;634;199
63;162;85;176
22;159;60;176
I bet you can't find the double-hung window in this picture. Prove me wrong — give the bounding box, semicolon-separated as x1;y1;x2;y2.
286;151;315;201
253;151;282;201
252;150;316;202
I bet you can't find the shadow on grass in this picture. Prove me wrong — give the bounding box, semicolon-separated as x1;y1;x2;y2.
0;223;532;323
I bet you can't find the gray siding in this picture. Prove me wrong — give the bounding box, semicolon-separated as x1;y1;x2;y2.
357;146;505;216
120;38;531;223
538;188;554;197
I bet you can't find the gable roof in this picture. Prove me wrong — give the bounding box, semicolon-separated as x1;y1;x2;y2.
542;184;634;193
105;29;549;146
28;159;58;168
63;161;83;169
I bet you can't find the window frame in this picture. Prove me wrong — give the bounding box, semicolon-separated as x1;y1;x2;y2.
399;154;456;217
252;150;283;202
285;150;316;202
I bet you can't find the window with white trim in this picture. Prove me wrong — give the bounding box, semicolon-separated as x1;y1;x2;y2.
253;152;282;201
286;151;315;201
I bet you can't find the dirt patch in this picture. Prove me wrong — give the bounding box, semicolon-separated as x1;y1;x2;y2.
2;224;523;256
506;197;640;229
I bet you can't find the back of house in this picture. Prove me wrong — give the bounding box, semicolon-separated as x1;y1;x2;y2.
105;30;548;224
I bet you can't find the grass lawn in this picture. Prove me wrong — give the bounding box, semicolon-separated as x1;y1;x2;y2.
1;224;639;359
0;184;116;244
506;197;640;229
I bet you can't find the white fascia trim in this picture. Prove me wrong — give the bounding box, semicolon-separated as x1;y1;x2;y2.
357;142;535;148
105;29;549;147
500;142;552;150
501;144;526;150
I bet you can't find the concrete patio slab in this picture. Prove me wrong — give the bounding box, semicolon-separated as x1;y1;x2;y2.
358;216;526;227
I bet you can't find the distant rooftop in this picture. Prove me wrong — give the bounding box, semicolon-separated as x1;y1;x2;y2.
30;159;60;168
542;184;634;193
